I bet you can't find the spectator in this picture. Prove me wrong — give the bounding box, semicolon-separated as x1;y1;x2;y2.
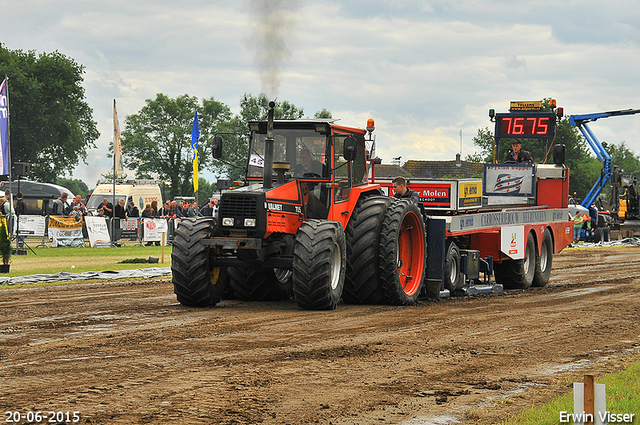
52;193;70;216
141;204;153;218
70;205;83;221
392;176;419;203
114;198;127;219
159;201;171;218
169;200;179;218
573;212;584;243
200;199;213;216
187;201;201;217
151;200;159;217
127;201;140;218
16;192;26;216
96;207;105;217
212;198;219;218
582;213;594;242
70;194;87;216
102;198;113;217
3;189;15;233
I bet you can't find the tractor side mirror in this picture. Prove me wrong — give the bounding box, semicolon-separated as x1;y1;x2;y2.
343;136;357;162
553;144;565;165
213;136;223;159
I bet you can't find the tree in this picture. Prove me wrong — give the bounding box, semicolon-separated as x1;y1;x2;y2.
56;177;89;198
314;108;332;119
196;177;213;201
121;93;233;199
0;43;99;182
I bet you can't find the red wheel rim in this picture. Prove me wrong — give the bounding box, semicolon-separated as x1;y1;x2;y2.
397;211;425;296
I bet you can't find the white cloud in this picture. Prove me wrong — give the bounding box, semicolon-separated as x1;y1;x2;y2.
1;0;639;193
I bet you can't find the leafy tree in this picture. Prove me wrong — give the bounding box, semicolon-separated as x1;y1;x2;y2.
314;108;332;119
121;93;233;199
56;177;89;198
0;43;99;182
604;141;640;176
196;177;213;201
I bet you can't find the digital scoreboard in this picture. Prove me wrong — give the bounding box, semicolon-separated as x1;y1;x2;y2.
495;112;556;139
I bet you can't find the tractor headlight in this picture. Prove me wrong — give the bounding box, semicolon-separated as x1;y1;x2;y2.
222;217;234;226
244;218;256;227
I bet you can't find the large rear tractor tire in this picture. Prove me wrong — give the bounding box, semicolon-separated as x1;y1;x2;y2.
343;196;392;304
293;220;346;310
172;218;227;307
494;231;536;290
227;267;293;301
379;200;426;305
444;240;464;292
532;228;553;287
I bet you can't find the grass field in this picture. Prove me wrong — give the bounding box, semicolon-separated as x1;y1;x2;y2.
507;361;640;424
1;244;172;277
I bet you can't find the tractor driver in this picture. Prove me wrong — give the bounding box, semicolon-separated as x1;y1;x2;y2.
292;148;323;177
504;141;533;163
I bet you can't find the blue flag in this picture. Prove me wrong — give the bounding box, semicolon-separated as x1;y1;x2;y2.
192;111;199;192
0;79;9;176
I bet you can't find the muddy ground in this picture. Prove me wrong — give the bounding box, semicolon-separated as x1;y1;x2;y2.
1;245;640;424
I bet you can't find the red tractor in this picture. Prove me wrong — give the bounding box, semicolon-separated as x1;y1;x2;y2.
171;102;425;310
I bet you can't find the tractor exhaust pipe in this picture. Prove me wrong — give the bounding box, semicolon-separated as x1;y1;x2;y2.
263;100;276;189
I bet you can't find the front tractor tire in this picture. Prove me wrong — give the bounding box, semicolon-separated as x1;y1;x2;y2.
379;200;426;305
172;218;227;307
293;220;346;310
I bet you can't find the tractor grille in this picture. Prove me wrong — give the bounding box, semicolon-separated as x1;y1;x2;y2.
220;195;258;219
219;192;266;237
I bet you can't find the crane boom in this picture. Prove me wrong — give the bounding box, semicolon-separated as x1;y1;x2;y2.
569;108;640;207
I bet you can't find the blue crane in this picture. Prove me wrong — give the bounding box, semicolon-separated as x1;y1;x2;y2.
569;108;640;207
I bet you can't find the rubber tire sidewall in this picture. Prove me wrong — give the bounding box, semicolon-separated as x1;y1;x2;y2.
343;196;392;304
292;220;346;310
378;200;426;306
532;228;553;287
494;231;536;290
444;240;463;292
171;217;226;306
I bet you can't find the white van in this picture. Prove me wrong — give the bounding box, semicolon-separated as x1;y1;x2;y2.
86;180;162;214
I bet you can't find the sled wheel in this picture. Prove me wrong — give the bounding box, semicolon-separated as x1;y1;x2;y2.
293;220;346;310
379;200;426;305
532;228;553;287
444;240;463;292
494;231;536;290
172;218;227;306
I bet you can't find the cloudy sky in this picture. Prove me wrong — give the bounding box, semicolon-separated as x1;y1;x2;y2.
2;0;640;188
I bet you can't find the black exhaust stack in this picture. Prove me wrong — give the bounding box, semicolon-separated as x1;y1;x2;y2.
263;101;276;189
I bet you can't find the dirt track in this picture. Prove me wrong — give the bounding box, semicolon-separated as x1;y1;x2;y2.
2;245;640;424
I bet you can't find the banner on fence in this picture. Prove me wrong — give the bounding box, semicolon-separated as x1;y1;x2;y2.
142;218;168;242
48;216;84;247
85;216;111;247
121;218;139;239
15;215;46;237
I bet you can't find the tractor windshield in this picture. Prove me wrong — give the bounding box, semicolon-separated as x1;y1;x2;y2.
248;129;329;179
